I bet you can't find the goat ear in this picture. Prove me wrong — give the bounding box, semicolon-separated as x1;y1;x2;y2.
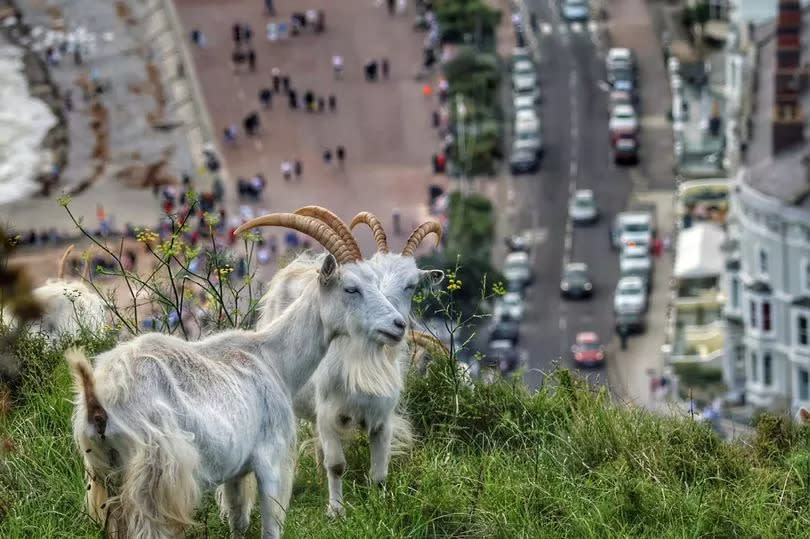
800;407;810;424
421;269;444;287
319;254;338;287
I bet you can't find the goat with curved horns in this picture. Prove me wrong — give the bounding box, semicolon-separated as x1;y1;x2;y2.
66;211;408;539
239;207;443;518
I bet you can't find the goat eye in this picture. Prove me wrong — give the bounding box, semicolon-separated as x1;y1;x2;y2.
344;286;359;294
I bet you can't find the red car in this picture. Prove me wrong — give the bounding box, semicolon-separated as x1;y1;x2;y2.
571;332;606;367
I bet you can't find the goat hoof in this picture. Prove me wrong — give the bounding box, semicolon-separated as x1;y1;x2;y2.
326;503;346;519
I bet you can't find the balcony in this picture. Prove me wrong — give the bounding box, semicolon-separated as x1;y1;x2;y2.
671;319;726;364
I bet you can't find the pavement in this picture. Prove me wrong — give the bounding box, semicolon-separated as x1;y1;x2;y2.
173;0;446;258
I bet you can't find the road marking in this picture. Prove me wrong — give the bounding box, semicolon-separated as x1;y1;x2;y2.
569;70;577;90
570;159;578;176
570;22;583;34
540;22;553;35
559;317;567;330
522;227;549;245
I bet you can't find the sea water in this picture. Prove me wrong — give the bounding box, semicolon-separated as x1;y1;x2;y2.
0;44;57;206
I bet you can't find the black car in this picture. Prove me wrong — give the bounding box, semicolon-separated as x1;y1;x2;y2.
490;320;520;346
560;262;594;299
615;310;646;334
509;147;540;175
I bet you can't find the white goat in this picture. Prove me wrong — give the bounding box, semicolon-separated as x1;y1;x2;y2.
66;211;411;539
243;207;443;517
2;245;106;337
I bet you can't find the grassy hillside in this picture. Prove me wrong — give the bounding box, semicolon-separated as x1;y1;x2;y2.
2;330;810;538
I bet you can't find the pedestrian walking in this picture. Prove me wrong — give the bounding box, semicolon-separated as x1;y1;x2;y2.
365;60;378;81
317;96;325;113
74;46;83;65
282;75;291;92
191;29;206;47
247;49;256;72
224;125;237;145
281;160;293;181
243;24;253;42
332;55;343;80
387;0;395;15
272;68;281;92
304;90;315;111
264;0;275;15
336;145;345;168
288;88;298;109
259;87;272;108
232;22;242;43
323;149;332;164
381;58;389;79
294;159;302;179
328;94;336;112
232;46;246;71
422;83;433;98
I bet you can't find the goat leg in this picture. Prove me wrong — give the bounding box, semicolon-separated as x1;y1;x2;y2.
369;420;393;485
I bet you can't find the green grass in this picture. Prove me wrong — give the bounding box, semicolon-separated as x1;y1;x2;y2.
3;333;810;538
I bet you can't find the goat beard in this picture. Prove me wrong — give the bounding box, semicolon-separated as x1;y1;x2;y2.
338;339;404;397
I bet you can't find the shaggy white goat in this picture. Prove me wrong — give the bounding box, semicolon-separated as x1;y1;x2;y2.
66;211;410;539
4;245;106;337
245;208;443;517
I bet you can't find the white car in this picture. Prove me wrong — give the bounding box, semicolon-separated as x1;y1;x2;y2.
494;292;524;322
513;93;536;113
606;48;634;72
562;0;589;21
513;130;543;155
515;108;539;125
512;60;536;89
503;251;533;288
609;104;638;134
569;189;598;224
614;276;647;314
619;244;652;274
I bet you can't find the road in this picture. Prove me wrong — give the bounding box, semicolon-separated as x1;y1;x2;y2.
508;1;633;390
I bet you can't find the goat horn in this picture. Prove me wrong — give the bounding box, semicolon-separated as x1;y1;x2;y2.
293;206;362;261
350;212;389;253
235;213;355;264
401;221;442;257
409;330;450;356
57;244;75;279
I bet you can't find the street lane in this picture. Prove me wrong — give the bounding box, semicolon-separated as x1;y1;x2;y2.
510;0;632;389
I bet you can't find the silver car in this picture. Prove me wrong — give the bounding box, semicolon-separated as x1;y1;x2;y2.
569;189;598;224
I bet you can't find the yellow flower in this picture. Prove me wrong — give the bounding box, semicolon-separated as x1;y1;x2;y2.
136;229;159;244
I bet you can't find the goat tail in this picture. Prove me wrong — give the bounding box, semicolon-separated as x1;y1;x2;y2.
389;412;415;455
120;423;202;537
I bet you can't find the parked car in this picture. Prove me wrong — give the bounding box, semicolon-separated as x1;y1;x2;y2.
490;320;520;346
569;189;598;224
515;108;539;125
503;251;533;289
512;47;532;65
510;146;540;174
560;262;593;299
614;276;647;314
609;104;638;138
513;128;543;156
512;60;536;87
606;48;636;73
615;310;646;333
608;90;635;114
571;332;605;368
621;266;652;294
513;93;536;113
494;292;524;322
611;208;656;249
610;67;636;93
619;244;652;274
613;133;639;164
561;0;589;21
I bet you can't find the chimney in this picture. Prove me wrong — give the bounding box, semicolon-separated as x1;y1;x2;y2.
773;0;805;154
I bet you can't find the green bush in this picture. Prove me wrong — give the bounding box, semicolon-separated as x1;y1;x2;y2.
434;0;501;48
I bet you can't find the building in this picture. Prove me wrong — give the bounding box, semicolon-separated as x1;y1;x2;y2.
724;0;810;413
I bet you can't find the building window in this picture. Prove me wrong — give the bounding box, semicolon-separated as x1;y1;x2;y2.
750;300;758;328
763;353;773;386
750;351;758;382
799;316;809;346
759;248;768;275
762;302;772;332
730;277;739;309
800;368;810;401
